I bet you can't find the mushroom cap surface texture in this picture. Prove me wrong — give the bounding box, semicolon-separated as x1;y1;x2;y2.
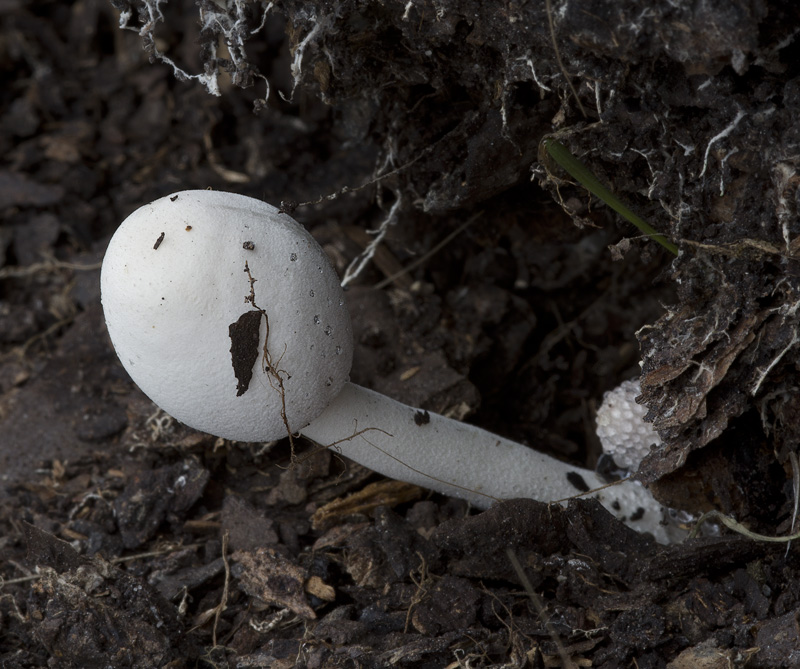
101;190;353;441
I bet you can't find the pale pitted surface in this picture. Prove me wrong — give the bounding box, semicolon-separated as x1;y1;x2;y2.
101;190;353;441
596;379;662;471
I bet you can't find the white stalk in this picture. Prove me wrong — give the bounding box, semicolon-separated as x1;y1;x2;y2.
302;383;674;544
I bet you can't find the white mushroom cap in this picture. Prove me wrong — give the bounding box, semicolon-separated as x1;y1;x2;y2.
101;190;353;441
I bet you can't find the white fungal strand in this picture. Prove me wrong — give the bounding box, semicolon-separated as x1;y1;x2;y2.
596;379;662;471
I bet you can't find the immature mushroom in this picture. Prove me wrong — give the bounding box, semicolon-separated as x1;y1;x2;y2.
596;378;662;471
101;190;674;542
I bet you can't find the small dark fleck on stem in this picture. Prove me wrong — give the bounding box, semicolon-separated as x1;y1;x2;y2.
243;241;255;250
414;410;430;426
185;225;192;231
170;195;179;202
566;471;589;493
630;507;645;521
153;232;165;250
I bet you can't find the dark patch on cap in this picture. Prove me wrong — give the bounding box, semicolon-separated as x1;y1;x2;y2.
153;232;165;250
170;194;179;201
611;500;621;511
229;310;262;396
566;471;590;493
630;507;645;522
243;241;255;250
414;410;430;426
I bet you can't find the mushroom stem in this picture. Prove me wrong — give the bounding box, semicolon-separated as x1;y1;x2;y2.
301;382;674;543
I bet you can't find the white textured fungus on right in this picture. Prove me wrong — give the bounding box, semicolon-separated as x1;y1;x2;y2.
596;379;662;471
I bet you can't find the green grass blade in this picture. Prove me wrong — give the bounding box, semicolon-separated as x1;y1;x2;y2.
543;139;679;256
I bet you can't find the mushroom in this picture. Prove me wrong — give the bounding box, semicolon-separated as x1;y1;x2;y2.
101;190;674;542
596;378;661;471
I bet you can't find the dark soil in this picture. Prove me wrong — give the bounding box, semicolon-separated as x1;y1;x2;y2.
2;1;800;667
